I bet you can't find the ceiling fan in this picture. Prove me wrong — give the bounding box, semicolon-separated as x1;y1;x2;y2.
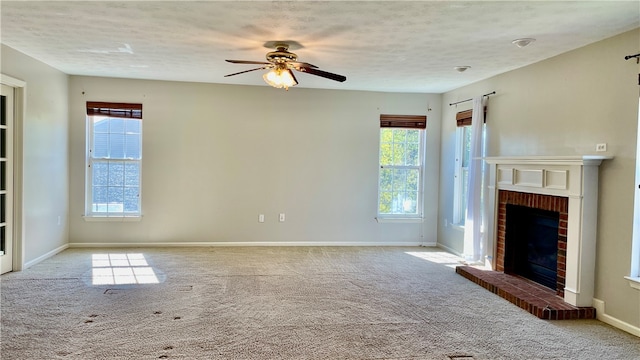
224;43;346;90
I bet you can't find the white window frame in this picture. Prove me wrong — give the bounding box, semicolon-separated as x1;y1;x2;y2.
453;125;471;227
85;115;142;219
376;128;426;221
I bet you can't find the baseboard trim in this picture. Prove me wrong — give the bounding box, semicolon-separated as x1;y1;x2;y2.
593;298;640;337
68;241;425;248
24;243;69;269
436;242;463;257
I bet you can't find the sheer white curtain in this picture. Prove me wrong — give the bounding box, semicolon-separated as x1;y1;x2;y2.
463;96;488;263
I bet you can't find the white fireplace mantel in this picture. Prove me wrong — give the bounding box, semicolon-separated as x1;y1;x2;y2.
484;155;612;307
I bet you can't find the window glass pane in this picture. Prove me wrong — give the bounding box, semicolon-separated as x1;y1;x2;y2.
92;186;108;205
462;126;472;167
404;191;418;214
125;134;140;159
125;119;141;134
392;129;406;143
124;163;140;186
109;133;125;159
110;118;125;133
94;118;109;133
406;130;419;143
124;187;139;212
108;187;124;213
380;168;393;191
92;162;109;186
392;169;407;192
93;133;109;158
380;128;393;143
108;162;124;186
379;191;392;214
393;142;406;166
406;169;419;191
380;142;393;165
406;142;419;166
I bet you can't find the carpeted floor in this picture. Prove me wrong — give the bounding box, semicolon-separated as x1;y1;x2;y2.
1;246;638;359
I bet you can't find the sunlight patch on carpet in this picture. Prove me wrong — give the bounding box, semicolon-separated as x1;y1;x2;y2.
91;253;160;285
405;251;462;268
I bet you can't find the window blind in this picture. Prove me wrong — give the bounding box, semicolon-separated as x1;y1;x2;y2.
86;101;143;119
379;114;427;129
456;107;487;127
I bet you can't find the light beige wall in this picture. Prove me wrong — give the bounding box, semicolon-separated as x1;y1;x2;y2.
68;77;441;246
439;29;640;328
1;44;70;263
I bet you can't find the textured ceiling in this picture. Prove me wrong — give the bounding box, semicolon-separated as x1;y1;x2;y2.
1;1;639;93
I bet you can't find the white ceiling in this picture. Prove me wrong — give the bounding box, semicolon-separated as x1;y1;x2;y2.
1;1;639;93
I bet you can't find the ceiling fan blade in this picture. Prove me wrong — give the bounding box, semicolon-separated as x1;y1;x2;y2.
224;66;270;77
226;60;271;65
297;67;346;82
289;61;318;69
288;69;299;86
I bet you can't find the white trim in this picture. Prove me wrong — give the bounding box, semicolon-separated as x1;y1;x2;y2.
1;74;25;272
0;74;26;88
23;244;69;269
375;217;423;223
625;276;640;291
593;298;640;337
69;241;424;248
83;216;142;222
436;242;463;257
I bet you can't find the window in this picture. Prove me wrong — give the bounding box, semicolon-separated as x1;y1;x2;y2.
453;108;485;226
85;102;142;217
377;114;426;219
453;125;472;226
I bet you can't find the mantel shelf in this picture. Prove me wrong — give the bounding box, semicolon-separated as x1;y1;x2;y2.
484;155;613;166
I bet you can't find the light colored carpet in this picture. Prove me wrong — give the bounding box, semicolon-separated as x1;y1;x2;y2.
1;246;638;359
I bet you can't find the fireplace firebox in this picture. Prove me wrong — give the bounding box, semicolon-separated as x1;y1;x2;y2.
504;204;560;290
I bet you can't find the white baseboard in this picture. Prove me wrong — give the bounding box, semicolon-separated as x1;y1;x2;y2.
593;298;640;337
436;242;463;257
24;244;69;269
68;241;424;248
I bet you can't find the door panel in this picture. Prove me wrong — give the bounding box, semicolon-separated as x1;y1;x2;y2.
1;84;14;274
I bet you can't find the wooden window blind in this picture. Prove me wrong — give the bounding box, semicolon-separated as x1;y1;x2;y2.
86;102;143;119
379;114;427;129
456;107;487;127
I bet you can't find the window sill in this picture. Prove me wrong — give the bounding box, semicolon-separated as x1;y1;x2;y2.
625;276;640;291
83;216;142;222
375;217;424;224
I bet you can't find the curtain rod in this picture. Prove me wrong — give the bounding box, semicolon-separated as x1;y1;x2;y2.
449;91;496;106
625;53;640;60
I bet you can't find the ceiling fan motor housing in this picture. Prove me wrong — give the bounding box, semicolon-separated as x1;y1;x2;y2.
266;44;298;63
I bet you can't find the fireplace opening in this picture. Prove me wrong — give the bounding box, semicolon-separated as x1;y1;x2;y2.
504;204;560;290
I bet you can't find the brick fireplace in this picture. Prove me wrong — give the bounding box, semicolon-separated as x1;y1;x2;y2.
484;156;611;307
496;190;568;297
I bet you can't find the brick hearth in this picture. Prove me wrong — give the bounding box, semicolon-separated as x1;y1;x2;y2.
456;265;596;320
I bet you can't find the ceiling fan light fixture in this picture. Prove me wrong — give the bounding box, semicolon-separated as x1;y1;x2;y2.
263;67;297;90
512;38;536;48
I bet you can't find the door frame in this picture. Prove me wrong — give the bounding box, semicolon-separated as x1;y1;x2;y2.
1;74;25;272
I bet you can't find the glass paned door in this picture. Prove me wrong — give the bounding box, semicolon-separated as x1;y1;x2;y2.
1;84;13;274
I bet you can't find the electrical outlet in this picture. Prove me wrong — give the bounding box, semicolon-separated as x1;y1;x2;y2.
258;214;265;223
596;143;607;152
279;213;285;222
